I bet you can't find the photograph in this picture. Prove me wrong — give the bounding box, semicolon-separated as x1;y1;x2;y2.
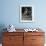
20;5;34;22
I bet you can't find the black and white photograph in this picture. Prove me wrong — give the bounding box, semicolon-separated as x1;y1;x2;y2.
20;5;34;22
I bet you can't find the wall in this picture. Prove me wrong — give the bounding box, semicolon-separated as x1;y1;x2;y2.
0;0;46;43
0;0;46;29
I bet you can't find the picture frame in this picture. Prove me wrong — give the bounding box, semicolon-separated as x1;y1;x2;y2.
20;5;34;22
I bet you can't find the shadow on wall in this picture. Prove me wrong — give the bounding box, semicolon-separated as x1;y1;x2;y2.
0;24;7;43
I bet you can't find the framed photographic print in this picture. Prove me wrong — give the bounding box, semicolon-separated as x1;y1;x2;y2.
20;5;34;22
